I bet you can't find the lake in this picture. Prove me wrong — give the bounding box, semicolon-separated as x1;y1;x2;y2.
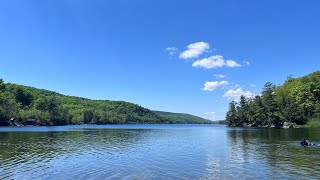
1;124;320;179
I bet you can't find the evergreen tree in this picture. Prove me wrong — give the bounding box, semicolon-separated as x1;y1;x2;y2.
226;101;238;126
225;71;320;127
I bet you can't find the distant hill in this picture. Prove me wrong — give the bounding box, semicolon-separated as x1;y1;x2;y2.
154;111;212;124
214;120;226;124
0;79;209;126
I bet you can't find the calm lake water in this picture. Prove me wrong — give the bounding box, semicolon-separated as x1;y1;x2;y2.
1;124;320;179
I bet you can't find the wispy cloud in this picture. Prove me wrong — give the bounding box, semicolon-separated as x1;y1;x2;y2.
250;84;256;87
244;61;250;66
231;82;241;88
166;47;178;56
214;74;225;78
223;88;255;101
179;42;209;59
203;112;216;120
192;55;241;69
202;80;229;91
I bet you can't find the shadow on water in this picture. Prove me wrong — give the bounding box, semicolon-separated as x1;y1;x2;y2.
227;127;320;179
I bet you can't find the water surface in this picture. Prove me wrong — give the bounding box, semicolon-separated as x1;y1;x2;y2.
1;124;320;179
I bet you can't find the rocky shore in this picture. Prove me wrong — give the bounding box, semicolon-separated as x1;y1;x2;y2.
240;122;302;128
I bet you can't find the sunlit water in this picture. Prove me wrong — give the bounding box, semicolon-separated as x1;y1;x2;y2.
1;124;320;179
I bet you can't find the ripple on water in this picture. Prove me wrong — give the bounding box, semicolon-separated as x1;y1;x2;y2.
1;125;320;179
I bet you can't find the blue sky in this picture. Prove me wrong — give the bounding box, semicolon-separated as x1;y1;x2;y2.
0;0;320;120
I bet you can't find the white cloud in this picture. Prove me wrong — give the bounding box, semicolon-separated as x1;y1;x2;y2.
204;112;216;115
231;82;241;88
226;60;241;67
244;61;250;66
179;42;209;59
202;80;229;91
214;74;225;78
203;112;216;120
192;55;241;69
250;84;256;87
223;88;255;101
166;47;178;55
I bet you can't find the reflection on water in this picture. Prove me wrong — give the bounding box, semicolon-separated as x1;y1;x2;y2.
226;128;320;179
1;125;320;179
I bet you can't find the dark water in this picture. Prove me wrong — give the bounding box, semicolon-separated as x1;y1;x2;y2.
1;124;320;179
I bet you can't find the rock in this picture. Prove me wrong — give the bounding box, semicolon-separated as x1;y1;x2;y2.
282;122;295;128
242;123;253;127
293;124;302;128
23;119;41;126
258;125;269;128
8;119;24;126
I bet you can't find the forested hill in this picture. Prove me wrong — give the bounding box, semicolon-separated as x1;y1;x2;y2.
0;79;210;126
153;111;212;124
226;71;320;127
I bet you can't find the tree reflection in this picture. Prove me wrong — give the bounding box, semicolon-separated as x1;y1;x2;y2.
227;128;320;178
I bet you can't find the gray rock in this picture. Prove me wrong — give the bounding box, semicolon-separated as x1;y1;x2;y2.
282;122;294;128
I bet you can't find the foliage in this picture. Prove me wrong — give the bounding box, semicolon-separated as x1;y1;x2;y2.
226;71;320;127
305;118;320;128
0;79;208;126
0;92;20;126
153;111;212;124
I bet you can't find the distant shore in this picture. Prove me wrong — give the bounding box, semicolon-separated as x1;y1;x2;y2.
1;118;219;127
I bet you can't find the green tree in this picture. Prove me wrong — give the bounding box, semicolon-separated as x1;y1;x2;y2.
251;95;267;126
277;95;305;125
14;87;33;107
0;92;19;125
290;83;317;120
261;82;282;127
46;96;61;124
83;109;94;124
226;101;238;126
0;79;5;92
33;97;47;111
238;95;250;125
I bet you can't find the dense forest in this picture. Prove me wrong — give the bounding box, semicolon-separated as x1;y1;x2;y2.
226;71;320;127
153;111;213;124
0;79;211;126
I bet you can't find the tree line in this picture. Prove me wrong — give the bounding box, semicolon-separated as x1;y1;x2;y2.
0;79;180;126
226;71;320;127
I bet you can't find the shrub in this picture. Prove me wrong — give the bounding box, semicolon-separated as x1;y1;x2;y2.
305;118;320;128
